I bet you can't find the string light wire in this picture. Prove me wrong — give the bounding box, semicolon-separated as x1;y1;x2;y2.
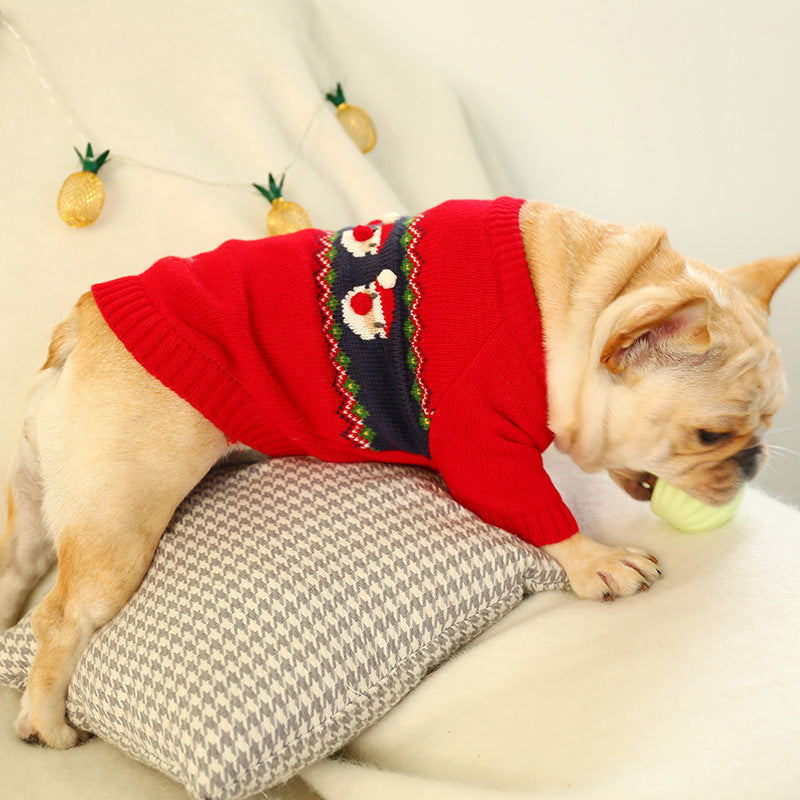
0;10;331;190
1;12;91;143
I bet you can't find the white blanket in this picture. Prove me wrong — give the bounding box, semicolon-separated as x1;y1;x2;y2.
2;2;799;798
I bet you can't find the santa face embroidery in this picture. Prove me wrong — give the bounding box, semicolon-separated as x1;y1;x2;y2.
341;268;397;340
315;213;432;455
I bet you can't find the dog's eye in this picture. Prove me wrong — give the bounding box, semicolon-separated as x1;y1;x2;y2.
697;429;732;446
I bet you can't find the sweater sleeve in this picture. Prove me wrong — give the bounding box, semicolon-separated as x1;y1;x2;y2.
428;326;578;547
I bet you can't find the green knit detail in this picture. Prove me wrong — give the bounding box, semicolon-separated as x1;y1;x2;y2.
406;350;418;372
397;216;431;434
344;377;361;395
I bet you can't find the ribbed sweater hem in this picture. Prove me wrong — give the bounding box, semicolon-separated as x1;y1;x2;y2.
91;276;277;450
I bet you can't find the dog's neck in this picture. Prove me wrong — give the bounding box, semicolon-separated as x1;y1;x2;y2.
518;200;666;468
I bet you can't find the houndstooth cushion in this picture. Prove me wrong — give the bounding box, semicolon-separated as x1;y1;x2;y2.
0;458;567;800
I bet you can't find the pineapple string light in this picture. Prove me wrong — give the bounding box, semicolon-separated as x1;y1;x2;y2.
253;173;312;237
2;12;378;235
57;143;110;227
325;82;377;154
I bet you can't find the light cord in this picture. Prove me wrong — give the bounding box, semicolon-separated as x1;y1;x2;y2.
1;13;91;143
0;10;332;190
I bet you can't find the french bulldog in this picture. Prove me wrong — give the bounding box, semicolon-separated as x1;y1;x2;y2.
1;197;796;748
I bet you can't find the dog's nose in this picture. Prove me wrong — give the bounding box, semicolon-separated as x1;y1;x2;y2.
733;446;762;481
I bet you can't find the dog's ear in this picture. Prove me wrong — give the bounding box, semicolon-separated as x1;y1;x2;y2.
600;297;710;374
725;253;800;314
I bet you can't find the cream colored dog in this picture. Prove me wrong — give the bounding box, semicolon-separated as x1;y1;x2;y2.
1;200;796;749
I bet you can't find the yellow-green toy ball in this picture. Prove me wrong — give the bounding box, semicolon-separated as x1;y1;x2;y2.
651;479;745;533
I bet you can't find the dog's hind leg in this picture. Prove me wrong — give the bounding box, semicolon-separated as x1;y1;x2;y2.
17;474;207;748
14;294;229;748
0;341;74;631
1;432;56;631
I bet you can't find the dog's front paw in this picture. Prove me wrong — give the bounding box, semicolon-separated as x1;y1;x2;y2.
544;533;662;601
567;547;661;601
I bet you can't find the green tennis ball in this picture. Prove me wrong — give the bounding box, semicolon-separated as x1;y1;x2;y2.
651;479;745;533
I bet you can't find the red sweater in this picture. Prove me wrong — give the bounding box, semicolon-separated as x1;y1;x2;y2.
92;197;578;546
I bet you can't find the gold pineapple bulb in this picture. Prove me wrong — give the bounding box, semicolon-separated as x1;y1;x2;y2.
58;143;110;227
253;174;311;236
326;83;377;154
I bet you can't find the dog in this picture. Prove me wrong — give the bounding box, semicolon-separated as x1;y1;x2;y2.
1;197;796;749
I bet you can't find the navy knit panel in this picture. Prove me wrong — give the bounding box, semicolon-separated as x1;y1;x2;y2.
315;214;431;457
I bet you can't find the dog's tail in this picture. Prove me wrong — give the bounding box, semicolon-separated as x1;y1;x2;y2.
41;292;90;371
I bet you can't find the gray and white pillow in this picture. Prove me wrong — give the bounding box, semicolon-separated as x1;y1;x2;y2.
0;458;567;800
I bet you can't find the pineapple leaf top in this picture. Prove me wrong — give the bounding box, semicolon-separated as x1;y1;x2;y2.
253;173;285;203
325;82;347;107
74;142;110;174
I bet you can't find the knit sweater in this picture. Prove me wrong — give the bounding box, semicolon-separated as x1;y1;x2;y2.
91;197;578;546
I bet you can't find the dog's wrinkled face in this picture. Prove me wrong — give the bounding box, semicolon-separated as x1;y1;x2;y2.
603;279;786;506
589;256;793;507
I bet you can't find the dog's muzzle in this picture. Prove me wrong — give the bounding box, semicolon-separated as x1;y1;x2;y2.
611;444;764;505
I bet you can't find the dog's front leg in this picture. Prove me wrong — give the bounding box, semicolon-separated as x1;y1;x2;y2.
544;532;662;601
